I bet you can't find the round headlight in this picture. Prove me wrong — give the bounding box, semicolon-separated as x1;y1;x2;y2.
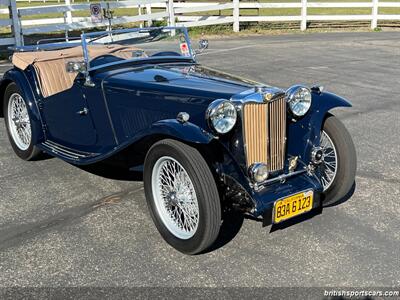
207;99;237;134
286;86;312;117
249;163;269;183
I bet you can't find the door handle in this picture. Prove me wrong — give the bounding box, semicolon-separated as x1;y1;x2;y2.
77;108;89;116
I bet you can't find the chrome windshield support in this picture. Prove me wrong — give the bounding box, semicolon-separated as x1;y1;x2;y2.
80;31;92;86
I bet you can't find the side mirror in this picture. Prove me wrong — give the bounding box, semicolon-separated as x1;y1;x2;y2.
195;38;209;55
199;39;209;51
66;61;87;73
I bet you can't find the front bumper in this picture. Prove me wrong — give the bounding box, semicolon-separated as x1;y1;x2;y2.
248;170;323;223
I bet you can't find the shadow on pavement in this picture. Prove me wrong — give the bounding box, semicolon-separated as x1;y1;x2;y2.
77;162;143;182
323;181;356;208
270;207;323;232
203;210;245;253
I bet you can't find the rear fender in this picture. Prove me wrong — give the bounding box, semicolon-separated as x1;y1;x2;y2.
1;68;45;144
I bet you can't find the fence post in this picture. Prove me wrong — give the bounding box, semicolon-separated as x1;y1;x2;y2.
65;0;73;24
301;0;307;31
233;0;239;32
138;4;143;28
371;0;378;29
146;3;152;26
167;0;175;35
9;0;22;46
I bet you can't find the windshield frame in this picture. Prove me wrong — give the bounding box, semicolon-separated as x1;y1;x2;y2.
81;26;194;72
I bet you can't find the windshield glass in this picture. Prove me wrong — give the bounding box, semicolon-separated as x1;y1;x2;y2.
82;27;193;69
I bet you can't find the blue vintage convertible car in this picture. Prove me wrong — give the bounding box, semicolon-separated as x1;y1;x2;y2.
0;27;356;254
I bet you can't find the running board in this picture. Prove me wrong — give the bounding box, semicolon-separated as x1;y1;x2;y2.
41;141;98;161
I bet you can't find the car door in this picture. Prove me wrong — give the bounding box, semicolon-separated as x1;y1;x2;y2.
40;78;97;151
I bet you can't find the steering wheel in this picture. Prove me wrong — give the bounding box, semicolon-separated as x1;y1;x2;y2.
151;51;182;57
90;55;124;68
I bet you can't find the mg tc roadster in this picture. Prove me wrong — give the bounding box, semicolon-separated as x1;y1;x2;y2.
1;27;356;254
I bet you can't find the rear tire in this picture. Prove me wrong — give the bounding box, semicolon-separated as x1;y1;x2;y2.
144;139;221;254
3;83;41;160
319;114;357;206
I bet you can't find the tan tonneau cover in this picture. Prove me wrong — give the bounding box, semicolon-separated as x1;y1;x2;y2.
12;44;141;70
12;45;143;97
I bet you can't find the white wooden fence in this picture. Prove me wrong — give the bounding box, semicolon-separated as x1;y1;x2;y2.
18;0;172;34
1;0;400;47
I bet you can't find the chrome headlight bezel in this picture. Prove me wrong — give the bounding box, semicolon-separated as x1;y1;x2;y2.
286;85;312;117
206;99;237;134
249;163;269;183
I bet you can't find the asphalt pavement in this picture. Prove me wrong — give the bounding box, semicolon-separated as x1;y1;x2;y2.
0;32;399;290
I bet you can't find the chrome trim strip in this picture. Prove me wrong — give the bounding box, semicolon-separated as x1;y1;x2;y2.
100;76;120;145
256;169;307;188
42;143;83;160
42;140;93;158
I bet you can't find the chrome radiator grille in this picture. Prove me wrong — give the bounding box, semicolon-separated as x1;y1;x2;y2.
242;96;287;172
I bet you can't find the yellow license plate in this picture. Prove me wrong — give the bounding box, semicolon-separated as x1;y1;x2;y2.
273;190;314;223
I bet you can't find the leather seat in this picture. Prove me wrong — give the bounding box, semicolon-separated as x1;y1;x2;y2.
33;58;80;98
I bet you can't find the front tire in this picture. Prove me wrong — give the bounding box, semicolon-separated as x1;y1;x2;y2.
144;139;221;254
3;83;41;160
318;114;357;206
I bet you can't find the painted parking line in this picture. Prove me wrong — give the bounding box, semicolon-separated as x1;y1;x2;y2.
308;66;329;70
197;44;256;56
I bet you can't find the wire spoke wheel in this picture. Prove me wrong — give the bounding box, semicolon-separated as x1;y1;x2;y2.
144;139;221;254
151;156;200;239
7;93;32;151
318;130;338;191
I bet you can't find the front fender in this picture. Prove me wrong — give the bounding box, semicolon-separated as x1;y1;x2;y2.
1;68;45;145
150;119;214;144
287;91;352;164
149;119;253;191
311;91;352;122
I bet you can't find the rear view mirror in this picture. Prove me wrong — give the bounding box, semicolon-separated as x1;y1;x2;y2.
199;39;209;51
195;36;209;55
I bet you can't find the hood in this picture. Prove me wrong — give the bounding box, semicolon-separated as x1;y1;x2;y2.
102;63;255;100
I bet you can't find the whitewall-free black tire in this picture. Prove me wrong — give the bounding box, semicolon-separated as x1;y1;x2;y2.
144;139;221;254
318;114;357;206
